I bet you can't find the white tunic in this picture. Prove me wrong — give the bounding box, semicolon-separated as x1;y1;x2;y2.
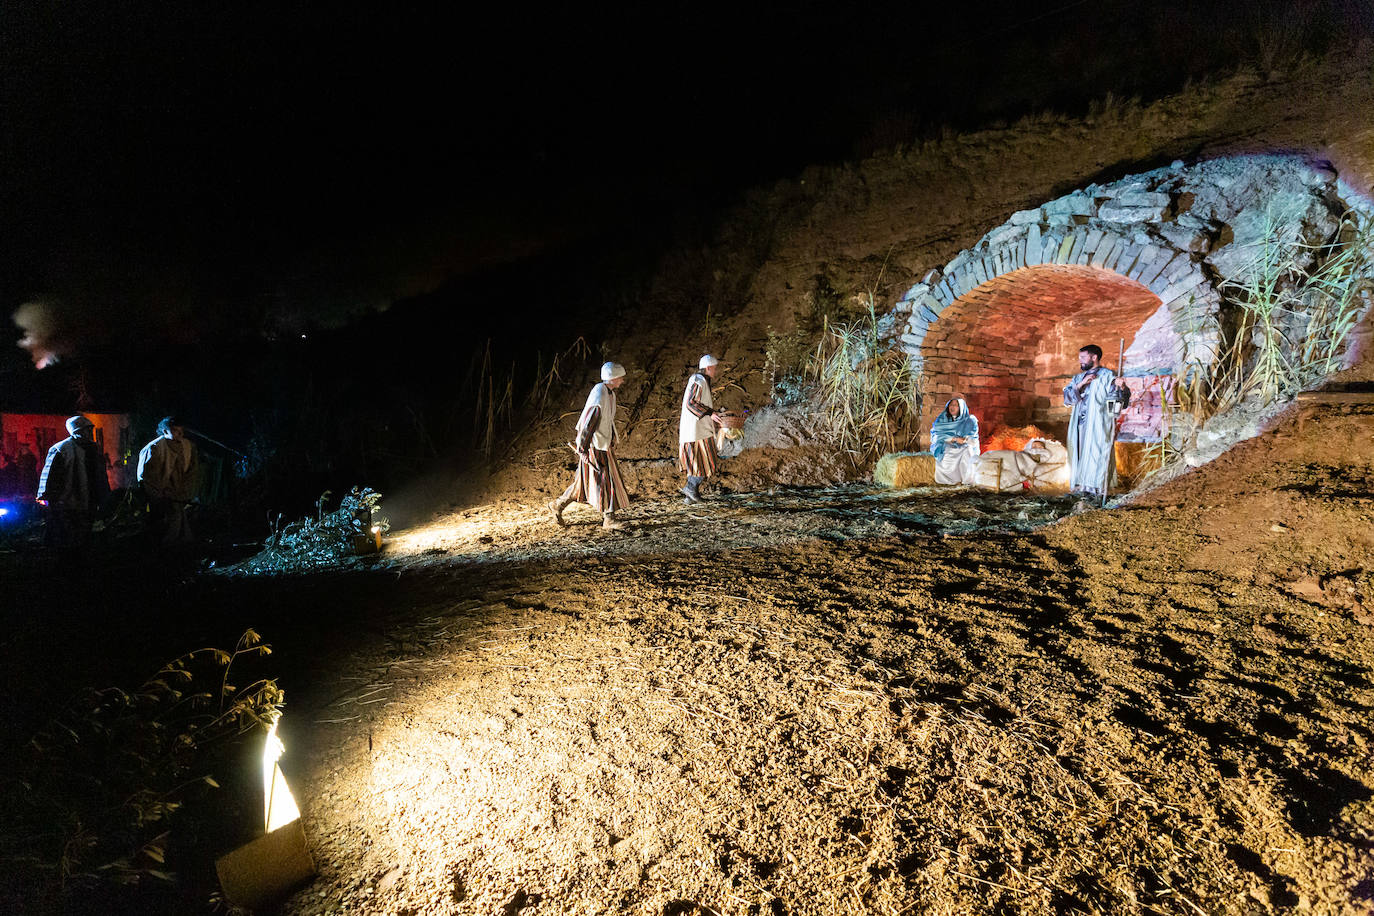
678;373;714;445
578;382;617;451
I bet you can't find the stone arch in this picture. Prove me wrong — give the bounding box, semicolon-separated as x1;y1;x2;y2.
888;154;1359;448
919;265;1176;440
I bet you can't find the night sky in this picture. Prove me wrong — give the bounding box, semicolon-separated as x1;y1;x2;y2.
2;0;1369;369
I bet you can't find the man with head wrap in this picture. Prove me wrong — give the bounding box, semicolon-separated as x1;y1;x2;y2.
137;416;200;546
36;415;110;551
549;362;631;531
930;397;980;485
1062;344;1130;497
678;354;722;503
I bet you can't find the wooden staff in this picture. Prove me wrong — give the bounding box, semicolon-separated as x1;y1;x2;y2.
1100;337;1126;506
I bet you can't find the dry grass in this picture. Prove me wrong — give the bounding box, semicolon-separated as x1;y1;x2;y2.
1210;205;1372;412
1148;204;1374;476
807;300;923;464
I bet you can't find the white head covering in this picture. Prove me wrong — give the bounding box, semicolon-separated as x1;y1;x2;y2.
65;415;94;434
600;361;626;381
698;354;718;369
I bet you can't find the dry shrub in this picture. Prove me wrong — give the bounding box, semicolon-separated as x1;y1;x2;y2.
1;632;281;911
807;299;923;464
1217;205;1372;409
1152;204;1374;475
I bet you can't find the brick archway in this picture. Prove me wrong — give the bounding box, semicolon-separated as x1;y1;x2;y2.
896;217;1213;446
884;154;1367;459
918;265;1175;442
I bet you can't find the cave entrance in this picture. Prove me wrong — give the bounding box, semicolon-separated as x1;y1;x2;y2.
918;264;1178;448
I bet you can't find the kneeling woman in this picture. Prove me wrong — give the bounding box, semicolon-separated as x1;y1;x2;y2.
931;398;980;485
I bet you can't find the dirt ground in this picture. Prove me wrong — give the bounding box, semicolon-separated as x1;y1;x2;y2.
251;377;1374;916
5;53;1372;916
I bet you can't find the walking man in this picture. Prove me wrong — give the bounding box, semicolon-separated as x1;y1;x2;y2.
36;415;110;552
137;415;200;546
679;355;722;503
1062;344;1130;497
550;361;631;530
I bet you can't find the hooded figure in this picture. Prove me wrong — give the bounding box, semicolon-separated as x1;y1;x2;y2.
678;354;721;503
930;398;980;485
37;415;110;550
137;415;200;546
549;362;631;530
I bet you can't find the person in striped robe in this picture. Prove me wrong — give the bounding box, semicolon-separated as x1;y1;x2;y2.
549;361;631;530
678;354;722;503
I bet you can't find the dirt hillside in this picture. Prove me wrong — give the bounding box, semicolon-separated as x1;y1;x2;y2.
456;53;1373;516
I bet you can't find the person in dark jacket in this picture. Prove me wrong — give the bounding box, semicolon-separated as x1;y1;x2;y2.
36;415;110;550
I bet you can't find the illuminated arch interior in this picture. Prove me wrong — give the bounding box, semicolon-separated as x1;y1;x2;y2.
919;264;1179;444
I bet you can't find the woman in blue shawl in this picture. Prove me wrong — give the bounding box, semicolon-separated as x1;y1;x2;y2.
930;397;980;485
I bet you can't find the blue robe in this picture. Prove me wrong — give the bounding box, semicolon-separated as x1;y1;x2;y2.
930;399;980;485
1063;369;1126;495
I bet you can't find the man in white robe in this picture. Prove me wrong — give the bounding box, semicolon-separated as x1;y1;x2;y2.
1062;344;1130;497
549;362;630;530
678;355;722;503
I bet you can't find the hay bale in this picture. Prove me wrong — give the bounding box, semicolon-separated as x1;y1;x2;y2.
874;452;936;488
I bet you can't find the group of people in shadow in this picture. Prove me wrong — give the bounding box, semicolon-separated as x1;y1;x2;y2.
20;415;200;555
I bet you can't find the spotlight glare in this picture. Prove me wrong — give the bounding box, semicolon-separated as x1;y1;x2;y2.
263;718;301;833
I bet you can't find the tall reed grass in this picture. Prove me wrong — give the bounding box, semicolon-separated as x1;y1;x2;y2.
805;298;923;464
1147;205;1373;477
1207;205;1373;413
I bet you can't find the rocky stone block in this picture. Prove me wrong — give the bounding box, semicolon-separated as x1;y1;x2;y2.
1044;193;1095;217
1055;235;1076;263
1077;229;1105;264
944;249;973;275
984;224;1023;248
1125;246;1162;281
1157;223;1212;253
1093;237;1124;270
1140;252;1183;287
971;258;989;286
897;281;931;305
1099;203;1167;222
1025;224;1043;265
1114;191;1170;209
1068;233;1089;263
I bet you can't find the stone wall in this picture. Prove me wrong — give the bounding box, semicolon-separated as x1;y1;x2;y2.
887;154;1357;446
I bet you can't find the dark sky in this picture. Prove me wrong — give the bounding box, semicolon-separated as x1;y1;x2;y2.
2;0;1368;363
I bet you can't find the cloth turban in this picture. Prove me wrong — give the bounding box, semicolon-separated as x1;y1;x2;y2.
601;361;626;381
699;355;719;369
